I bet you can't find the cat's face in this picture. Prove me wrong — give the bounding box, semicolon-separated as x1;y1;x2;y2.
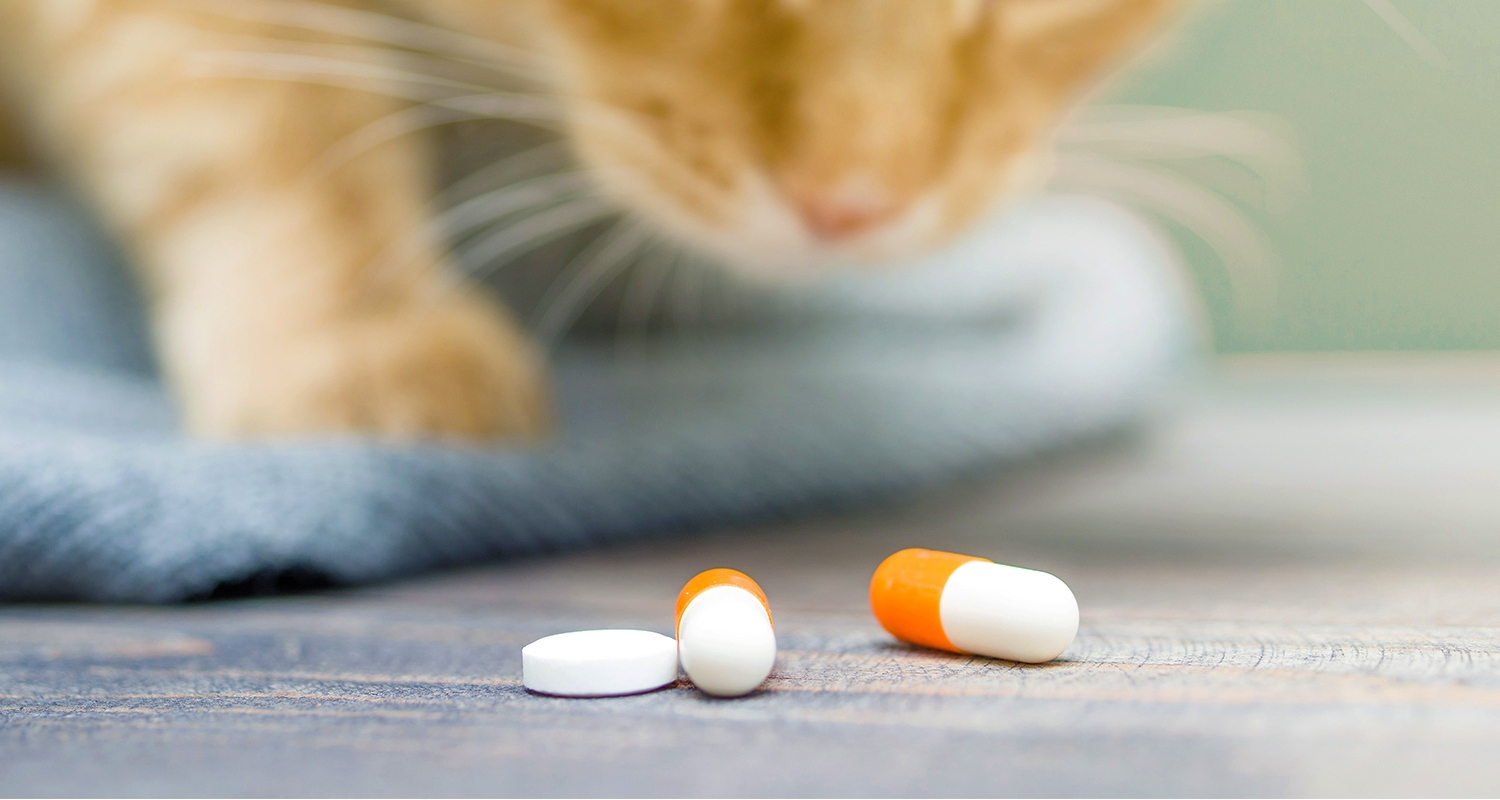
541;0;1176;277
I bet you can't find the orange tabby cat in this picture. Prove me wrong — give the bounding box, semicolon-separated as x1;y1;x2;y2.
0;0;1177;440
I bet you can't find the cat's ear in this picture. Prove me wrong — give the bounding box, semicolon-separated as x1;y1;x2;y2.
997;0;1180;89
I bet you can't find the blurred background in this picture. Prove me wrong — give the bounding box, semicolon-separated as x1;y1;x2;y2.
1093;0;1500;353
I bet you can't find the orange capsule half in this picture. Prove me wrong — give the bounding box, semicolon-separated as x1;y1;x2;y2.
869;548;1079;663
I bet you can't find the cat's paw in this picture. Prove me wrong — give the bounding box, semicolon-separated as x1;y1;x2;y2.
184;295;551;441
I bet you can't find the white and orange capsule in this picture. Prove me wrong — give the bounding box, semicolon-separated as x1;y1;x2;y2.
675;569;777;697
869;548;1078;663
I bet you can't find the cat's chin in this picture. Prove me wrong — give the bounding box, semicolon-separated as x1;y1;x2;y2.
710;245;928;283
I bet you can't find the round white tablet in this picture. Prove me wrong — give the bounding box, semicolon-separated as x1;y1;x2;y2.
521;629;679;697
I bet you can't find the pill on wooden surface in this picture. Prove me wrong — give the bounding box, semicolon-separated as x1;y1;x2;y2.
521;629;678;697
869;548;1078;663
675;569;777;697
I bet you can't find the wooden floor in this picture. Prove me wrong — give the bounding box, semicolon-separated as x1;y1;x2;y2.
5;354;1500;797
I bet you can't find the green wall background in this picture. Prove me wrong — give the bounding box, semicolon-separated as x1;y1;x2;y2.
1097;0;1500;352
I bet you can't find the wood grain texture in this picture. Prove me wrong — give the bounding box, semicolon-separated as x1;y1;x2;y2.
4;354;1500;797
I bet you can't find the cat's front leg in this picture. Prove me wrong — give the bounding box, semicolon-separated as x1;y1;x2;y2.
161;271;551;441
6;6;550;440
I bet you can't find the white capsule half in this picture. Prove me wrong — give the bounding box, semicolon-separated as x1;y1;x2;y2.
938;560;1079;663
676;571;777;697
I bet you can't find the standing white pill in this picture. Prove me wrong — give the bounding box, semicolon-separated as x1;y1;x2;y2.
869;548;1078;663
675;569;777;697
521;629;679;697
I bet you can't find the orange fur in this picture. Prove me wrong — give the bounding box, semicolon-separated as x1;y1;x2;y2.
544;0;1180;271
0;0;1177;440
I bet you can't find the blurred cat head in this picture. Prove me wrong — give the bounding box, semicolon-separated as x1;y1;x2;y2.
541;0;1179;277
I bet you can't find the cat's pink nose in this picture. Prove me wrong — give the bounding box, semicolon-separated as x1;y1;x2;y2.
797;198;898;240
787;175;902;241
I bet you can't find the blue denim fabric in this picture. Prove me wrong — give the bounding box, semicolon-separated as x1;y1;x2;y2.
0;178;1192;601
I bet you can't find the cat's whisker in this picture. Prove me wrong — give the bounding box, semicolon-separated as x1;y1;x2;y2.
441;141;573;206
449;196;617;288
694;260;725;331
370;141;591;308
1051;151;1278;341
572;104;738;216
689;256;731;331
362;172;590;301
1058;105;1304;211
1059;111;1294;173
206;35;545;92
185;50;497;98
185;52;565;132
311;103;475;180
616;242;681;340
706;266;744;329
1362;0;1448;69
438;94;565;127
190;0;545;77
441;173;594;242
1054;103;1302;341
668;253;711;333
533;219;653;347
